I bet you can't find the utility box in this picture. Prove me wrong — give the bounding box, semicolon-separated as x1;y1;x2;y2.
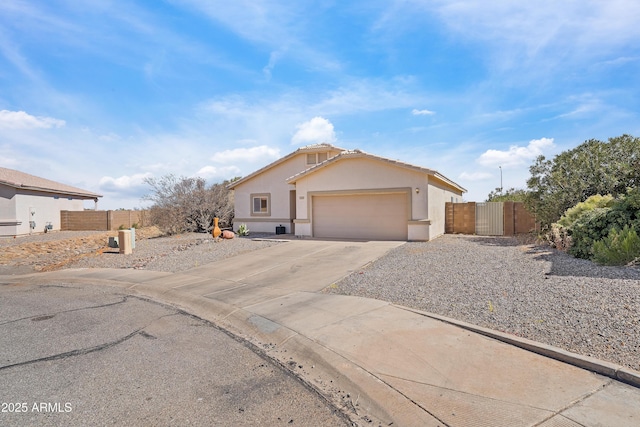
275;225;286;235
130;227;136;249
118;230;132;255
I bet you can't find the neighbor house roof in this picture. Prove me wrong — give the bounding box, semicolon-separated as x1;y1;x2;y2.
0;167;102;199
286;149;467;193
227;143;345;189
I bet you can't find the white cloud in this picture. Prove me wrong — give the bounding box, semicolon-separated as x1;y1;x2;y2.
99;132;122;142
0;110;65;129
291;117;337;146
412;108;435;116
99;173;152;195
477;138;554;167
172;0;341;73
196;165;241;179
430;1;640;55
210;145;280;163
313;81;424;115
459;171;493;181
263;49;286;80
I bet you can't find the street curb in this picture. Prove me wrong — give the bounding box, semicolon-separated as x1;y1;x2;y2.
395;304;640;389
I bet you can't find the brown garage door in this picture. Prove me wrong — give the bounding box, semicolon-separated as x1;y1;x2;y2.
312;193;408;240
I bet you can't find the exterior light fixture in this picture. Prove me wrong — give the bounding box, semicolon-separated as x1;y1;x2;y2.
415;187;420;194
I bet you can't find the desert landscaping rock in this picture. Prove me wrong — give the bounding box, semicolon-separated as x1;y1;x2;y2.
328;234;640;372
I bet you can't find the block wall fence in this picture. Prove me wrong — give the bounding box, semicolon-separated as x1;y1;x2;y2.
60;210;149;231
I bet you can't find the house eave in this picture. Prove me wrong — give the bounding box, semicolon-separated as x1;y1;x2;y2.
286;149;467;194
1;181;102;199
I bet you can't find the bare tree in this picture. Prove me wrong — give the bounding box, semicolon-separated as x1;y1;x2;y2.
143;174;235;234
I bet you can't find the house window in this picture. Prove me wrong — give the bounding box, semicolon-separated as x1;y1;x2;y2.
306;154;316;165
306;152;329;165
251;193;271;216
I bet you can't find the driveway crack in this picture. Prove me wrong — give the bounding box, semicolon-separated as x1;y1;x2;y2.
0;313;179;371
0;296;130;326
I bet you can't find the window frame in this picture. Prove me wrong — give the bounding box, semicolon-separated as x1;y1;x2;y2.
306;152;329;165
250;193;271;216
306;153;317;165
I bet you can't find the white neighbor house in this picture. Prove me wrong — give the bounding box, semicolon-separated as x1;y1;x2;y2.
0;167;101;236
228;144;466;241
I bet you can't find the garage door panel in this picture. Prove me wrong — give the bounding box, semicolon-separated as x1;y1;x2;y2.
312;193;407;240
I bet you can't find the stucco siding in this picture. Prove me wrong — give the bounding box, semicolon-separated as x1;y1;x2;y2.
232;150;340;234
294;157;429;222
0;185;18;236
12;190;84;235
427;178;463;238
231;148;465;240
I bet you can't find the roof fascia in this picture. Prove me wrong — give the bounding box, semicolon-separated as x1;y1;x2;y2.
2;182;102;199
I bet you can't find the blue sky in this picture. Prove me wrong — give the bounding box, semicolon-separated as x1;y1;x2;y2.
1;1;639;209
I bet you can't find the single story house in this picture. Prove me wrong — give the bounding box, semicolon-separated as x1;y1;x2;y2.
228;144;466;241
0;167;101;236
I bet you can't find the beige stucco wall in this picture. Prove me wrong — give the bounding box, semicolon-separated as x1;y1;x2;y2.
0;185;18;236
427;177;463;238
232;148;341;234
9;190;84;236
293;157;438;239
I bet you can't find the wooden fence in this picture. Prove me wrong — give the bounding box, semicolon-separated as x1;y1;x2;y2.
445;202;538;236
60;210;149;231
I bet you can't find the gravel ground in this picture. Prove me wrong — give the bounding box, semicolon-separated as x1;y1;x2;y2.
66;232;280;272
327;234;640;372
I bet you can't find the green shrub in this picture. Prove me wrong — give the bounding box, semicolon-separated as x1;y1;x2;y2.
567;208;611;259
592;226;640;266
237;223;250;236
557;194;614;227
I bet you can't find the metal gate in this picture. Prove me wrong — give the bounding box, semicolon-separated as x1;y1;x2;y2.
475;202;504;236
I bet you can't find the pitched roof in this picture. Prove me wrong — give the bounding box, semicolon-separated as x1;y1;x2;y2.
227;143;345;189
286;149;467;193
0;167;102;199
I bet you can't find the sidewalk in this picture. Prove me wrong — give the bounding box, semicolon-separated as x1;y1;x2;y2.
5;239;640;426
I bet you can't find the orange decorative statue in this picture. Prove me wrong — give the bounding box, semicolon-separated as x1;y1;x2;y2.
212;217;222;238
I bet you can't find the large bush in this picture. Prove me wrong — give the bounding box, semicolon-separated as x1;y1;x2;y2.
558;188;640;263
567;208;611;259
547;194;613;250
527;134;640;228
143;174;235;235
592;226;640;266
557;194;614;228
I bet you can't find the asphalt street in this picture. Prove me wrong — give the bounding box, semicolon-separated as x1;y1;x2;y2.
0;280;350;426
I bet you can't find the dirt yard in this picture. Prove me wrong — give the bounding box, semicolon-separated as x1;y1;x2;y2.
0;227;164;273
